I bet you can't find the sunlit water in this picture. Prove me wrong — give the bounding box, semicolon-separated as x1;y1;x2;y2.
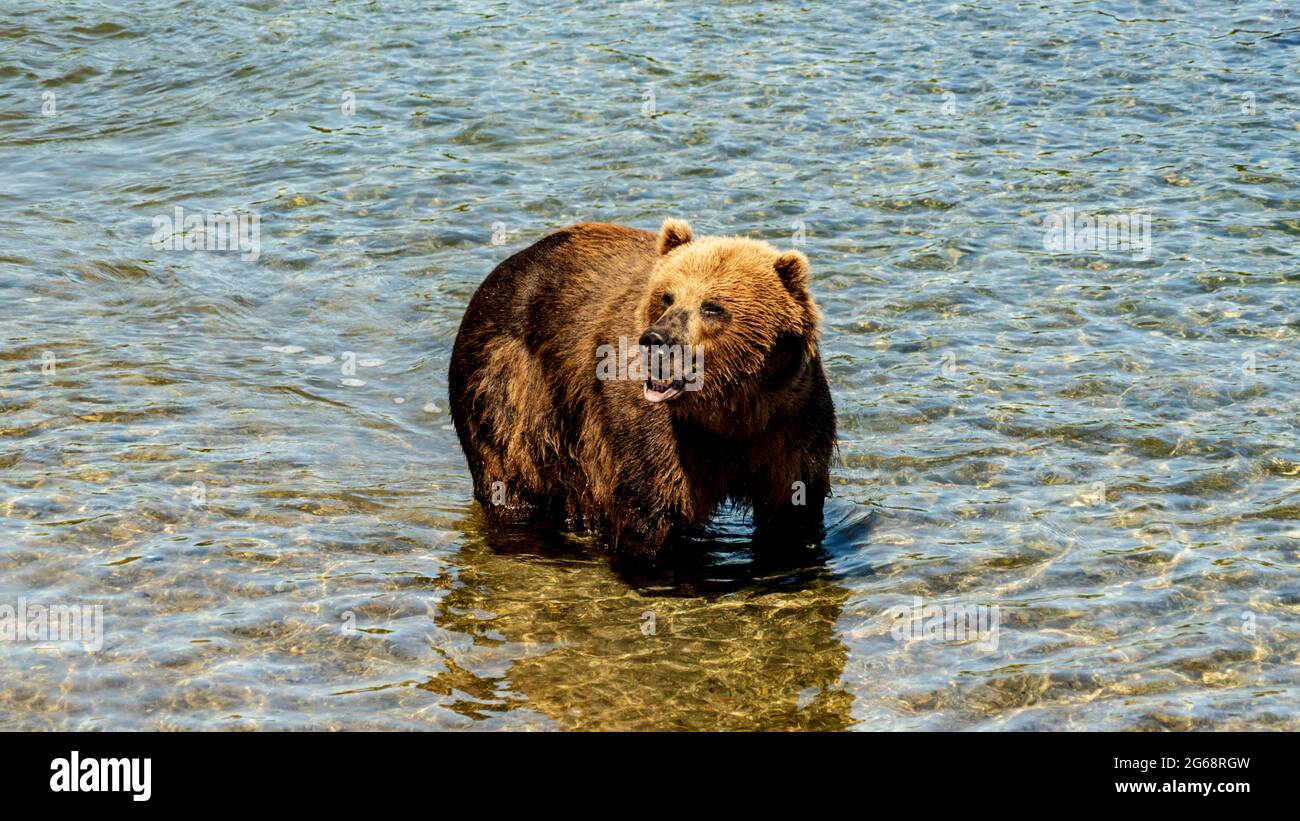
1;0;1297;730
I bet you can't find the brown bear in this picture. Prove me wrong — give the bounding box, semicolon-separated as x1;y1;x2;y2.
448;219;835;555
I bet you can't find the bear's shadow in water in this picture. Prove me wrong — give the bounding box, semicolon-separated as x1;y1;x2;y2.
421;500;877;729
472;499;878;595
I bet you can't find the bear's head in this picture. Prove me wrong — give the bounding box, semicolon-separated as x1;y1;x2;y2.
636;218;822;430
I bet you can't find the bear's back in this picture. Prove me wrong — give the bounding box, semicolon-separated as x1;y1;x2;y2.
457;223;654;351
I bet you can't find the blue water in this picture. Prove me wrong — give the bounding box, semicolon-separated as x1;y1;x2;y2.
0;0;1297;729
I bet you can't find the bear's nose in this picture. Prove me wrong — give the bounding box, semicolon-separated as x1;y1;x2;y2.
639;328;670;348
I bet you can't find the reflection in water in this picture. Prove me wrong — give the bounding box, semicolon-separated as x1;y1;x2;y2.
424;509;867;730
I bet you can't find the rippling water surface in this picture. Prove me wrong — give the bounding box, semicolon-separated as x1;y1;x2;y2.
1;0;1297;730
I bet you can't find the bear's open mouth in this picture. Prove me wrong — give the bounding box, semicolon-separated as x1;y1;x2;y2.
644;377;685;403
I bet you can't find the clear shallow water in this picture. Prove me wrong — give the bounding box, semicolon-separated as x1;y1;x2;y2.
1;0;1297;730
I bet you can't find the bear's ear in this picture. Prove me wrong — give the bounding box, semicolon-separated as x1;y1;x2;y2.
657;218;693;255
774;249;810;294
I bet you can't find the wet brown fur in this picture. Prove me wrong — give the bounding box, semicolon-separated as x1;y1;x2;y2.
448;220;836;555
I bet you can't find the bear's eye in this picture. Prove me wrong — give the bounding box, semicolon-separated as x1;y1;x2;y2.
661;292;674;308
701;301;725;319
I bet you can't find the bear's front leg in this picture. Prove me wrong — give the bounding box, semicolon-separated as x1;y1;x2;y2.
604;502;689;557
747;423;833;546
751;474;828;545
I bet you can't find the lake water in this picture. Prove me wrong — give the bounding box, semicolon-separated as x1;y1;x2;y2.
1;0;1297;730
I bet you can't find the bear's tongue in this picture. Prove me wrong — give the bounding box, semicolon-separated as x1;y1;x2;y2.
644;378;682;403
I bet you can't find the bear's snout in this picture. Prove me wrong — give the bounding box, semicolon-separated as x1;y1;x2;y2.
638;327;672;348
639;325;688;404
